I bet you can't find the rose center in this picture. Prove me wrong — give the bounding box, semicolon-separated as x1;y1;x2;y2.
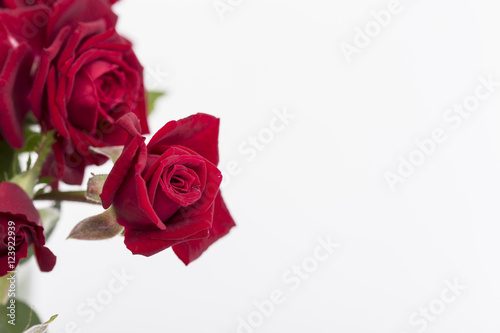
96;71;125;103
160;164;202;207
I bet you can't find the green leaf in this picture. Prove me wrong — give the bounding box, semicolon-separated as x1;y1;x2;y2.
26;154;32;171
20;128;42;153
0;140;17;182
37;177;55;185
23;113;39;126
85;174;108;203
22;314;57;333
68;208;122;240
147;91;165;115
0;275;11;305
0;299;41;333
10;131;55;198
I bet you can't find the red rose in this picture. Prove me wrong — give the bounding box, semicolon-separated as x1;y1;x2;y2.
0;6;49;148
0;181;56;276
28;0;148;185
101;113;235;265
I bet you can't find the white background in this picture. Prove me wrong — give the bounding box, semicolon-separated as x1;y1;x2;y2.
21;0;500;332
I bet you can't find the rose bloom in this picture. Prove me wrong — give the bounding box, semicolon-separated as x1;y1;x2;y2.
28;0;148;185
0;182;56;276
0;5;50;148
101;113;235;265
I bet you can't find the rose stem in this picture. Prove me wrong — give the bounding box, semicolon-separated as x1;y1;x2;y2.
33;191;100;205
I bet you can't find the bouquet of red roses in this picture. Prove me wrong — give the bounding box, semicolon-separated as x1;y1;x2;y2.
0;0;235;330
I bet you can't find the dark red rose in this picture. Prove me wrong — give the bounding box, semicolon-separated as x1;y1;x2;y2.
101;113;235;265
0;181;56;276
29;0;148;185
0;6;49;148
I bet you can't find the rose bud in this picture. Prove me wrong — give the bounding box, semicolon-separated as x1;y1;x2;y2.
101;113;235;265
29;0;149;185
0;181;56;276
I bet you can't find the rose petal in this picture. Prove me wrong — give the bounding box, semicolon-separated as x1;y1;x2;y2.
67;69;99;133
0;182;42;225
48;0;117;43
0;43;33;148
124;229;209;257
151;188;181;222
33;244;57;272
123;208;213;257
148;113;220;165
0;233;29;276
0;6;50;52
173;192;236;265
29;25;72;122
0;182;57;274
